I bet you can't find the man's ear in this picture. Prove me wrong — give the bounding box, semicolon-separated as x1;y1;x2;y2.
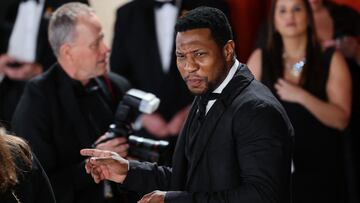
223;40;235;61
59;43;73;62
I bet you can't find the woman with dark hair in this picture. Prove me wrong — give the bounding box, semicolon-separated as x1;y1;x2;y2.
0;127;55;203
309;0;359;62
310;2;360;193
247;0;352;202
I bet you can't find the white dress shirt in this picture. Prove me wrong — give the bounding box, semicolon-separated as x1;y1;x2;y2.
154;1;179;73
8;0;44;63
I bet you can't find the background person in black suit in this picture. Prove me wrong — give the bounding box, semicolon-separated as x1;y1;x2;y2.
0;0;50;130
82;7;293;203
110;0;229;164
0;0;88;130
12;3;131;203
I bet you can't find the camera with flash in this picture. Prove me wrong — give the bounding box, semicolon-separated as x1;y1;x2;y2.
94;89;169;162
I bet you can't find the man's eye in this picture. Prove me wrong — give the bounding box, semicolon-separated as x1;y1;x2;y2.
195;52;204;57
90;41;100;49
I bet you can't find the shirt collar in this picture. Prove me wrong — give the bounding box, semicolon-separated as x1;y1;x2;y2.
213;59;239;94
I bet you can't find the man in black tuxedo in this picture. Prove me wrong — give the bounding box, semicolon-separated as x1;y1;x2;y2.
110;0;229;164
81;7;293;203
12;3;131;203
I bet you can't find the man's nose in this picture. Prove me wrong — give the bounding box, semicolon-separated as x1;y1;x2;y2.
184;58;198;72
100;42;110;54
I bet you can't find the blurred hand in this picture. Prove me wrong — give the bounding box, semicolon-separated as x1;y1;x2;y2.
95;134;129;157
167;105;190;136
138;190;166;203
0;54;17;75
142;113;169;138
80;149;129;183
336;36;359;59
0;54;42;80
274;78;305;103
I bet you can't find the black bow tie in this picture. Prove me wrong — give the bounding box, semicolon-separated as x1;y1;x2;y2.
154;0;176;8
196;92;221;121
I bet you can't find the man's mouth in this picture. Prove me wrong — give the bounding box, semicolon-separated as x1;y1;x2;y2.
97;59;107;65
185;76;204;88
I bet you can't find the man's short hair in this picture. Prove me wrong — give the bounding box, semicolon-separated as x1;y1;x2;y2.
175;7;233;48
48;2;94;57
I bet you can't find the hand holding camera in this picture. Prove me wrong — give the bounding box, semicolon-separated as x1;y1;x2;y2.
94;135;129;158
93;89;169;163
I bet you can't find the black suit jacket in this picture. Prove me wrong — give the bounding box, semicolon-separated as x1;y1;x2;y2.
12;64;130;203
0;78;25;129
121;64;293;202
110;0;229;122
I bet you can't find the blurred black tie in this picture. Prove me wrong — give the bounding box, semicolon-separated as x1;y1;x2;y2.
190;92;221;138
154;0;176;8
196;92;221;122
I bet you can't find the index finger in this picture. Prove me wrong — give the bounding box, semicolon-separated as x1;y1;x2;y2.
80;148;113;157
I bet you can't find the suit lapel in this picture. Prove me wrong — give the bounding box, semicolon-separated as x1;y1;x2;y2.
171;104;196;189
55;66;93;148
185;63;254;186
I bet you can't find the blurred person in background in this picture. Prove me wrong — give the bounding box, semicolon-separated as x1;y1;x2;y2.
247;0;352;202
0;0;88;129
12;3;131;203
0;127;56;203
308;1;360;199
309;0;360;62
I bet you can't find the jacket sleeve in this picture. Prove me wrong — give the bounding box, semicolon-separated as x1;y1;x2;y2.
119;110;193;195
121;160;173;195
165;102;293;203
